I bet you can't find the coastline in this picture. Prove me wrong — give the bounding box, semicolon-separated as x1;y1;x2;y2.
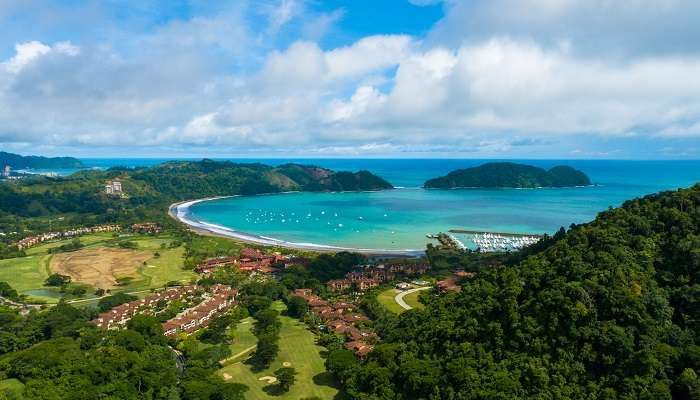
168;197;425;257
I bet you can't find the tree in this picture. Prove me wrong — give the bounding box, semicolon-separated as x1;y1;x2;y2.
274;367;297;392
286;296;308;318
325;349;358;384
44;273;71;286
126;314;165;343
98;292;138;312
249;335;279;370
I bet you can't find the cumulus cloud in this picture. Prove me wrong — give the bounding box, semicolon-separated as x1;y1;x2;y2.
2;41;78;73
1;0;700;157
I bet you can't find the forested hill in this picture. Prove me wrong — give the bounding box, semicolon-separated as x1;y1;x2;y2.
424;162;591;188
337;184;700;399
0;160;392;232
136;160;393;199
0;151;84;169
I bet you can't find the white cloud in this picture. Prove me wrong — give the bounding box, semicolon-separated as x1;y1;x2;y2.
1;41;80;73
1;0;700;157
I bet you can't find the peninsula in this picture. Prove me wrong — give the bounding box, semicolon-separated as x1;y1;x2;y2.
424;162;591;189
0;151;85;170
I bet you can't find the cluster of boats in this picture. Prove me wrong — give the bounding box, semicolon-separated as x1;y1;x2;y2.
469;233;540;252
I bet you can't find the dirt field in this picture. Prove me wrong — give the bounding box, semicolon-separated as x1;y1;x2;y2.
50;247;152;289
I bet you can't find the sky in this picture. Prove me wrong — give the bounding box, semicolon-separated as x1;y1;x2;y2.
1;0;700;159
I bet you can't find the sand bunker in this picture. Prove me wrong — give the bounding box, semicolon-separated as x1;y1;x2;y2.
51;247;151;289
258;376;277;384
282;362;291;367
222;373;232;381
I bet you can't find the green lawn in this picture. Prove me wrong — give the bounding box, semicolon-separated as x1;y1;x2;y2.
377;288;406;314
220;317;258;366
219;302;342;400
0;233;194;304
402;290;426;310
0;378;24;397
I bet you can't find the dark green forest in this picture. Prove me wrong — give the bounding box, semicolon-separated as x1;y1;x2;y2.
0;160;392;238
327;184;700;399
424;162;592;189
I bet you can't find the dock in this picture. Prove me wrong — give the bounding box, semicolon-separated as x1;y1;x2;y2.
448;229;544;238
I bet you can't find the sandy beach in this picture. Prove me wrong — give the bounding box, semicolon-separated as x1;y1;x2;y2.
168;198;424;257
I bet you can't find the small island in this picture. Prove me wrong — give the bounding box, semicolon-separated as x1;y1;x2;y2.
424;162;591;189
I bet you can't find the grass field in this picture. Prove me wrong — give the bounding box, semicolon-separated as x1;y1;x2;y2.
0;233;195;303
377;288;406;314
377;287;428;314
402;290;426;310
219;302;342;400
0;378;24;396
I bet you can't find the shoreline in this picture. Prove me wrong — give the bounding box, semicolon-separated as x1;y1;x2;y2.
168;197;425;257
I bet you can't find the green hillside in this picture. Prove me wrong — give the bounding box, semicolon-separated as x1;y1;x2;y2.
333;184;700;398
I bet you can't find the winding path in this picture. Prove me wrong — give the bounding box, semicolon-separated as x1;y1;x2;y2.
394;286;431;310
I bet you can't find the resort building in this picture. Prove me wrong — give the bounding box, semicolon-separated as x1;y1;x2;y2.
194;256;239;274
326;279;352;292
15;224;121;250
131;222;162;234
104;180;123;195
91;284;237;337
2;165;10;178
326;262;431;292
162;286;237;337
294;288;376;357
91;285;199;330
194;250;289;274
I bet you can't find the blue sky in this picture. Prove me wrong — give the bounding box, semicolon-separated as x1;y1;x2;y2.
1;0;700;158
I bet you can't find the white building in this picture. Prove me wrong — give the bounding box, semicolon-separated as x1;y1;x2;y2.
104;180;123;195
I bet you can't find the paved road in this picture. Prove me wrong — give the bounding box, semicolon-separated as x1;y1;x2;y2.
394;286;431;310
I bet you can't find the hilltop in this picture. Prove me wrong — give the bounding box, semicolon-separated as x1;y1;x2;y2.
424;162;591;188
0;151;84;170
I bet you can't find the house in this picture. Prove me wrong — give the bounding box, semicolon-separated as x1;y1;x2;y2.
356;279;380;291
293;288;313;298
344;341;374;358
194;256;239;273
131;223;161;234
343;314;369;324
326;279;352;292
329;319;349;334
436;278;461;293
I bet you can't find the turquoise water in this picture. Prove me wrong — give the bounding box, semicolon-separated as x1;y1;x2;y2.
182;160;700;251
27;158;700;251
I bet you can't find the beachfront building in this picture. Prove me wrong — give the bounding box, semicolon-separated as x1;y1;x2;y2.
2;165;10;178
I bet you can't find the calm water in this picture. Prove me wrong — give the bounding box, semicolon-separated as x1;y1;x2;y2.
175;159;700;251
28;158;700;250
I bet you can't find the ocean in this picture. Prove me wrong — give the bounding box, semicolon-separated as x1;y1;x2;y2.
60;158;700;252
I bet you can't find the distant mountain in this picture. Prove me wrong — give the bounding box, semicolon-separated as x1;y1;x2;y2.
0;151;84;169
424;162;591;189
